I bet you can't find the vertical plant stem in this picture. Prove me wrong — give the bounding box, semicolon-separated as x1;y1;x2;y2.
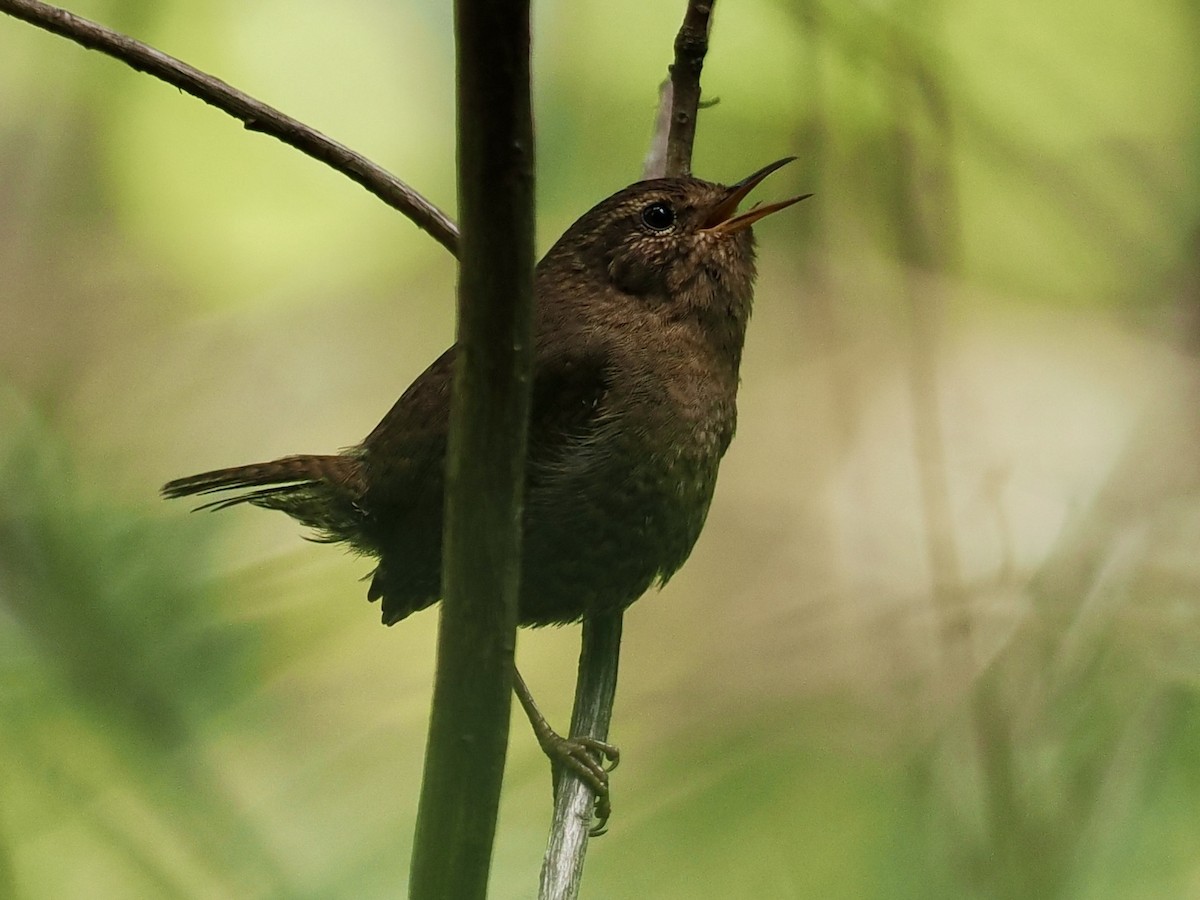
408;0;535;897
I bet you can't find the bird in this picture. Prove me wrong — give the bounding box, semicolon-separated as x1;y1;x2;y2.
163;158;807;830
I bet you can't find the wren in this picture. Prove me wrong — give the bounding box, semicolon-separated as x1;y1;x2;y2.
163;158;807;828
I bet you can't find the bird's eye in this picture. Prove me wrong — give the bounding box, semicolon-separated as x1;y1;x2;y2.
640;201;676;232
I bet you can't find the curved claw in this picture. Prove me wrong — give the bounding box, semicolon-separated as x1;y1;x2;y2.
574;737;621;774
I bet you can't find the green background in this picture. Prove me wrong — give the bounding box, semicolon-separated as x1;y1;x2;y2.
1;0;1198;897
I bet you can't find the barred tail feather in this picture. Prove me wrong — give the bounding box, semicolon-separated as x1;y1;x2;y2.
162;454;369;545
162;454;347;498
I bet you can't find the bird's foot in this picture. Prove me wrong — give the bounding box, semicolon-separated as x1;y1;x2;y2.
540;732;620;836
513;669;620;835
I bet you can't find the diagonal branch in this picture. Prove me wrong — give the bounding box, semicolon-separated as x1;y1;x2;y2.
0;0;460;256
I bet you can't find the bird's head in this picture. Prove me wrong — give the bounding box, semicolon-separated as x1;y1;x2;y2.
542;158;808;313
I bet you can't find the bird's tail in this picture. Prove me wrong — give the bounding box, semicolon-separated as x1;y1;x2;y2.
162;454;368;545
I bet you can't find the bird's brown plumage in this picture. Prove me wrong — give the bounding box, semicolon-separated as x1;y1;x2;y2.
163;162;805;626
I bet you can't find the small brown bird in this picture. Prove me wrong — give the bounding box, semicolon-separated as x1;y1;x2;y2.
164;158;806;828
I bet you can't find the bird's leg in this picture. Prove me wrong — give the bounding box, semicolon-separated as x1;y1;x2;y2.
513;667;620;835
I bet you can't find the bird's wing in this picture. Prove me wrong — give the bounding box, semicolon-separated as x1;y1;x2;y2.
361;346;456;499
359;339;613;625
525;341;614;478
362;339;614;490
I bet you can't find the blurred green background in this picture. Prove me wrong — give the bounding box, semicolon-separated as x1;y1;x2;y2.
2;0;1199;897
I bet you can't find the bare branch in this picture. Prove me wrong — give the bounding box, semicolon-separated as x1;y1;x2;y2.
665;0;716;178
0;0;460;256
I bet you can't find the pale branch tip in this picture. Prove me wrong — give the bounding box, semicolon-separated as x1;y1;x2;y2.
0;0;460;257
642;80;674;180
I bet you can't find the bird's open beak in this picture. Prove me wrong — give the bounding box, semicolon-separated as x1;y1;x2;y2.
702;157;811;234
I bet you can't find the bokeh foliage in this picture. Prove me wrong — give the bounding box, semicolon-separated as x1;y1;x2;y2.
1;0;1198;897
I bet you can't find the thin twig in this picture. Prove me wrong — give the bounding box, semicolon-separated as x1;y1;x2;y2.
664;0;716;177
538;3;715;896
0;0;460;256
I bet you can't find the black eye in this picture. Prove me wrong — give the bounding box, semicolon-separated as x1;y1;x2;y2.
640;201;676;232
